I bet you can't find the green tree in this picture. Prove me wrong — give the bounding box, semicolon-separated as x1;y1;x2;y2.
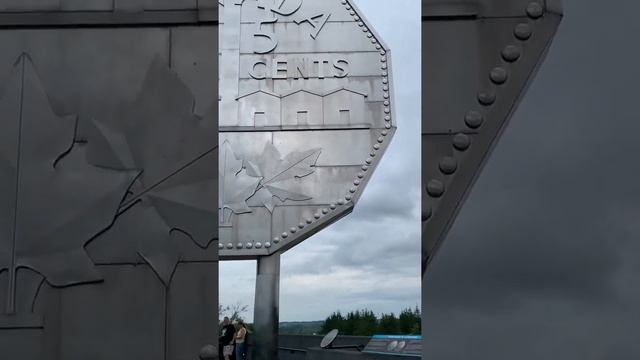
320;306;422;337
219;302;249;327
398;306;421;334
378;312;399;334
320;311;345;334
355;309;377;336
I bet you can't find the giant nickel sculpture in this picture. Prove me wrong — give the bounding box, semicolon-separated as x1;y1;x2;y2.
219;0;395;358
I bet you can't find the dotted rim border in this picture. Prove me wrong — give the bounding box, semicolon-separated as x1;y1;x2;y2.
422;1;544;222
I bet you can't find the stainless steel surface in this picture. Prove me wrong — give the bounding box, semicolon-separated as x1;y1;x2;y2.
219;0;395;260
421;1;562;359
0;4;218;360
253;253;281;360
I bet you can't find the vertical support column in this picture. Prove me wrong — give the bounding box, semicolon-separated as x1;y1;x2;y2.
253;253;280;360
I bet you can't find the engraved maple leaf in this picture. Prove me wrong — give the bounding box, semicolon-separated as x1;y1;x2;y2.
245;142;321;212
86;57;216;285
0;55;138;314
220;140;261;222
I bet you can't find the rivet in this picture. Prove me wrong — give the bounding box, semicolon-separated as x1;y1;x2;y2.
490;67;508;84
370;151;376;157
345;194;353;201
338;200;345;205
526;2;543;19
382;71;388;76
464;110;484;129
377;136;384;143
453;133;471;151
246;242;253;249
357;173;365;179
322;208;329;214
427;180;445;198
330;203;337;209
273;237;280;244
306;218;313;224
367;33;373;38
354;179;361;185
381;130;389;136
372;38;377;44
298;222;305;229
381;57;387;63
383;93;389;99
227;243;233;249
380;50;386;55
381;64;387;70
422;208;432;222
265;242;272;248
514;23;532;40
314;213;321;219
385;123;392;129
255;242;262;249
383;85;389;91
290;227;297;233
374;144;381;150
439;156;458;175
384;107;390;114
365;158;372;164
282;232;288;238
237;243;243;249
350;10;355;15
341;0;346;4
385;115;391;121
362;165;369;171
218;243;224;250
502;45;521;62
477;91;496;106
358;21;364;27
354;15;360;21
376;44;381;50
384;99;389;105
346;5;351;9
350;187;357;193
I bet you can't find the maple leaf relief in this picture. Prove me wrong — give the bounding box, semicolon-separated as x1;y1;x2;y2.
0;55;138;314
219;140;260;223
87;56;217;286
246;143;321;213
219;141;321;221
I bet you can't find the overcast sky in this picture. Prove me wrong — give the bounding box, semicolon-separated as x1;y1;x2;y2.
219;0;421;323
424;0;640;358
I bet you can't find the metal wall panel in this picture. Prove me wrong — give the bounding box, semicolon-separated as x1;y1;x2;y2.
421;1;562;359
0;4;218;360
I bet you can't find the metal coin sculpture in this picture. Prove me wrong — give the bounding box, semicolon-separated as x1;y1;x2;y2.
219;0;395;258
220;0;394;358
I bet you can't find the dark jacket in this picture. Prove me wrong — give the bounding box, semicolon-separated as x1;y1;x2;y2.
220;324;236;346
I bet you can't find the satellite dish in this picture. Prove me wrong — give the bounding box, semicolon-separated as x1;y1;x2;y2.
320;329;339;349
387;340;399;351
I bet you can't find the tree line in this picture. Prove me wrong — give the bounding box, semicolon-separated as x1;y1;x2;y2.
320;307;421;336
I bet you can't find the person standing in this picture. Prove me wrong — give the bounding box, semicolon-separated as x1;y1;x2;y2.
235;320;248;360
219;317;236;360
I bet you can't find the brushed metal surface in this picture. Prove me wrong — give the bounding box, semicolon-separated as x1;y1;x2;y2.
0;4;219;359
